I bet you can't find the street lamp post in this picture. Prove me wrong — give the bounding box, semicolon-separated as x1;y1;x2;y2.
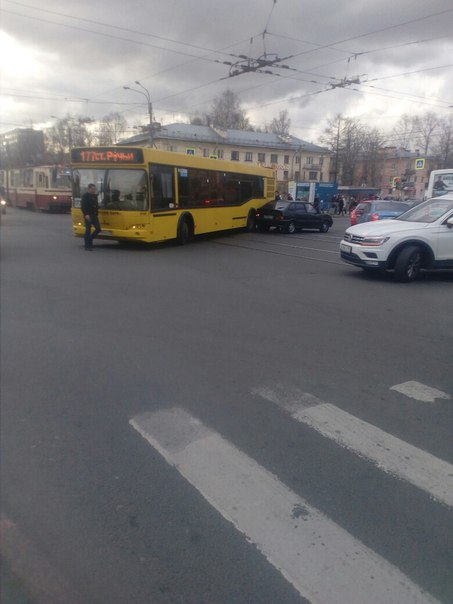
123;81;154;146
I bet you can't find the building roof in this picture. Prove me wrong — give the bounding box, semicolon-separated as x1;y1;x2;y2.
120;123;329;153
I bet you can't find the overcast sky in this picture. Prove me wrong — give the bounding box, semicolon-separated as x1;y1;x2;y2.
1;0;452;144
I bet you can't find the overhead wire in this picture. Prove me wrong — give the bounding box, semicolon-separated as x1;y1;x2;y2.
2;0;453;132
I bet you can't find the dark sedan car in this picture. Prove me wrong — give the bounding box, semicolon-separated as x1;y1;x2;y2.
255;201;333;233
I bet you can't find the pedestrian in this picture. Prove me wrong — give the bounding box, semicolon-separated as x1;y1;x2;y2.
274;190;282;202
286;193;293;200
338;196;344;216
332;195;338;214
81;183;101;250
313;194;321;213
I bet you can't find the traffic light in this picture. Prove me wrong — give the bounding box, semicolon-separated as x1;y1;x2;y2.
392;177;402;189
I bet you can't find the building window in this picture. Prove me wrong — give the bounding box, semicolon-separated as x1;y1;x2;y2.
203;148;209;157
231;150;239;161
284;170;289;179
295;171;300;181
270;154;278;163
284;155;289;164
217;149;224;159
258;152;265;163
307;157;313;165
309;171;317;180
295;156;300;164
245;152;253;162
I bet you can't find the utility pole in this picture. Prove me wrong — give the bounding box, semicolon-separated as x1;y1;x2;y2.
124;81;154;146
334;117;341;184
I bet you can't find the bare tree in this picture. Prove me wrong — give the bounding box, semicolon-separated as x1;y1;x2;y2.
47;115;93;162
320;115;365;185
414;111;438;156
390;114;416;150
268;109;291;135
97;112;128;145
207;89;250;130
432;115;453;167
360;128;385;187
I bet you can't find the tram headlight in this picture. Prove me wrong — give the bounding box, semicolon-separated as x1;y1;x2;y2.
131;224;145;229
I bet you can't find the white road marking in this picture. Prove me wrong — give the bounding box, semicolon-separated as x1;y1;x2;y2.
130;408;440;604
253;386;453;508
390;381;451;403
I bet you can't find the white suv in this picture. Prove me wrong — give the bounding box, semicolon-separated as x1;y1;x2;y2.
340;195;453;282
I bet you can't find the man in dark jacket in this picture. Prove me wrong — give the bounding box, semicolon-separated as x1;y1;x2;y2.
81;183;101;250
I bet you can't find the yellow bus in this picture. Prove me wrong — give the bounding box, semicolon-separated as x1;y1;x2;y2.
70;147;276;244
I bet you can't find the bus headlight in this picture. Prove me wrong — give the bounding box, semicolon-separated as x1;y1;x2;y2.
131;224;145;229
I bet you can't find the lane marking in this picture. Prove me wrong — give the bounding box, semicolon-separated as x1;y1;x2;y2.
390;381;451;402
212;240;345;265
253;386;453;508
130;408;440;604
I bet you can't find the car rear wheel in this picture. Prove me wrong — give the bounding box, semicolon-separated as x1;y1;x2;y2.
245;210;256;232
394;245;422;282
319;221;330;233
286;221;296;234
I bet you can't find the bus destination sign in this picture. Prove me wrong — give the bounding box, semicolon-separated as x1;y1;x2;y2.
71;148;144;164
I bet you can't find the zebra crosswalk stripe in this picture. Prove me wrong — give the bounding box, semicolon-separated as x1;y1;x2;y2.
253;387;453;508
130;407;440;604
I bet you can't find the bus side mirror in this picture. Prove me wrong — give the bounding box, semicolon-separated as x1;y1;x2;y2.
447;217;453;229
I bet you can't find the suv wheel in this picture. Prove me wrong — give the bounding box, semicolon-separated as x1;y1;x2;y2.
394;245;422;282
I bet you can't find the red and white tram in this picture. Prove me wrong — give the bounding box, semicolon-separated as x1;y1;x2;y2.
0;165;72;212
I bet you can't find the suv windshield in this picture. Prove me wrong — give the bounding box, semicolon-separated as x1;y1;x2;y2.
396;198;453;223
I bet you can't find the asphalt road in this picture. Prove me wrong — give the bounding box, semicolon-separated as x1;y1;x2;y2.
1;208;452;604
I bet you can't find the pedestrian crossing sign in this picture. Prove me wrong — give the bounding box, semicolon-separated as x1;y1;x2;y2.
415;158;425;170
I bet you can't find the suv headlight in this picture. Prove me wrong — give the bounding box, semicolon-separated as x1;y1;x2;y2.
359;236;389;247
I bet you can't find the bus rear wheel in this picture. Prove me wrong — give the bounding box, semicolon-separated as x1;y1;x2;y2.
177;215;193;245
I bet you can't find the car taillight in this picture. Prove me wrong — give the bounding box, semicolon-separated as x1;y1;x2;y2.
371;213;379;221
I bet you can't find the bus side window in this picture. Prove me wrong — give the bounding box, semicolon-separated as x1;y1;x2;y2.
150;164;175;210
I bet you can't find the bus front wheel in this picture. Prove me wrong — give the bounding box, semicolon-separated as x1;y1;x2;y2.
177;215;193;245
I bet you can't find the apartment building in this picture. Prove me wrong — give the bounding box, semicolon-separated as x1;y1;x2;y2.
120;123;332;191
354;147;441;200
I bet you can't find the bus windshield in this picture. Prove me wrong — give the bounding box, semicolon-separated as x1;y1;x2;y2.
72;168;149;211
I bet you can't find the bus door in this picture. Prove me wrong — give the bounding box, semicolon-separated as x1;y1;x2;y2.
149;165;178;241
